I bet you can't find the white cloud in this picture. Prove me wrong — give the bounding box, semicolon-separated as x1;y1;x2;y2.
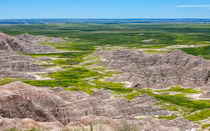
177;5;210;8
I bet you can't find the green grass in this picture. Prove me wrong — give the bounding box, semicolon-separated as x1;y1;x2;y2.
167;86;201;93
1;23;210;59
24;67;99;91
24;51;90;58
24;66;124;94
185;109;210;121
202;124;210;129
146;90;210;123
52;58;82;66
93;80;134;93
181;45;210;60
0;78;18;85
48;67;100;80
142;50;167;54
155;102;179;111
124;92;141;100
155;86;201;94
148;92;210;112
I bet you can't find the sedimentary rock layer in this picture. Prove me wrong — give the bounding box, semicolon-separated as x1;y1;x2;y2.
97;49;210;89
0;32;56;54
0;50;44;79
0;32;59;79
16;33;65;44
0;82;198;130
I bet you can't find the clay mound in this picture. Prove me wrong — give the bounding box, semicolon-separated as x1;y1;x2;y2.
16;33;38;43
0;117;63;131
0;32;55;54
68;115;197;131
97;49;210;89
0;32;58;79
2;81;36;90
0;82;198;130
0;32;29;53
0;82;167;123
0;50;44;79
16;33;65;44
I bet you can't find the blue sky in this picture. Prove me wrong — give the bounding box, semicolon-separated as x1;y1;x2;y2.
0;0;210;19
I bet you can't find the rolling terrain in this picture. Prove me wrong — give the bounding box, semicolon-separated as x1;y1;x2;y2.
0;22;209;131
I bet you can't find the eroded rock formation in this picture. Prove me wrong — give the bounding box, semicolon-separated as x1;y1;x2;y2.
16;33;65;44
0;50;44;79
0;32;56;54
0;32;59;79
0;82;198;130
96;49;210;89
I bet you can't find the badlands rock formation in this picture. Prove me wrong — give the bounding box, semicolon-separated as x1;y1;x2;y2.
0;82;198;131
0;32;208;130
16;33;65;45
0;50;44;79
0;32;56;54
0;32;58;79
97;49;210;89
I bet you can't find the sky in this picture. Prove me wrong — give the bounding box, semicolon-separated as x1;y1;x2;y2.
0;0;210;19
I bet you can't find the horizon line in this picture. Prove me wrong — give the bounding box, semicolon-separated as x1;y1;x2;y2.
1;18;210;20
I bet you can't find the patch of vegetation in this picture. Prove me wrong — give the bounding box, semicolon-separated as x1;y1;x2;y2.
155;102;179;111
147;90;210;124
25;67;100;93
181;45;210;60
24;51;90;59
154;114;178;120
155;86;201;94
202;124;210;129
0;78;18;85
52;58;82;66
150;93;210;112
142;50;167;54
1;23;210;59
124;92;141;100
93;80;133;93
24;66;123;94
168;86;201;93
185;109;210;121
81;55;104;66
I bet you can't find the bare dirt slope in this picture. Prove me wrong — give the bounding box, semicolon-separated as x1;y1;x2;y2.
97;49;210;89
0;32;62;79
0;82;198;131
0;32;56;54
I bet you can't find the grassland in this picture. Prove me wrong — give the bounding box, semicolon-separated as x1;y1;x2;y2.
155;86;201;94
181;45;210;59
0;23;210;59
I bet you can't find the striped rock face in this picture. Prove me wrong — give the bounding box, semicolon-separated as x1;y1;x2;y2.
0;32;57;79
96;49;210;89
0;82;198;131
0;50;44;79
0;32;56;54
